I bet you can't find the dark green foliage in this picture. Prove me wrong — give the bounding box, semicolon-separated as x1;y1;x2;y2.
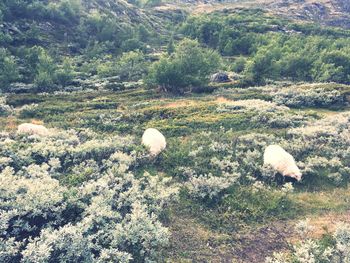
179;9;272;56
231;56;247;73
180;9;350;86
34;49;57;90
137;25;152;42
116;51;149;81
82;11;120;43
0;48;19;91
167;37;175;55
0;0;169;92
29;48;75;91
242;35;350;85
179;184;296;231
55;58;75;86
1;0;82;24
121;38;146;52
147;39;222;93
95;51;149;81
2;1;350;93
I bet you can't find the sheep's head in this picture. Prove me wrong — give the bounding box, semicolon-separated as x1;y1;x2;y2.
284;166;302;181
289;170;302;181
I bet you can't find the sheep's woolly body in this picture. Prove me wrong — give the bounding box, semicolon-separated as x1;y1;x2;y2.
17;123;49;136
264;144;302;181
142;128;166;156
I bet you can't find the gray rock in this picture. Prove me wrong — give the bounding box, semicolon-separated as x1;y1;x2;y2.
210;72;230;83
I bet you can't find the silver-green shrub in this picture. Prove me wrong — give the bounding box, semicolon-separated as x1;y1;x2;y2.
286;112;350;183
266;221;350;263
176;111;350;201
0;129;178;262
268;84;346;108
0;95;12;116
216;99;310;128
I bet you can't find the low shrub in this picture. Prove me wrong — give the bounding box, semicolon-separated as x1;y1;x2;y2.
146;38;222;94
268;84;347;108
0;129;178;262
266;221;350;263
0;96;12;116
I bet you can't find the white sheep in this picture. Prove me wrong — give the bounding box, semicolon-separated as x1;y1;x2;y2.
17;123;49;137
263;144;302;181
142;128;166;156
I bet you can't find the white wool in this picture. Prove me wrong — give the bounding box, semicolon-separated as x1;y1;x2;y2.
17;123;49;137
142;128;166;156
263;144;302;181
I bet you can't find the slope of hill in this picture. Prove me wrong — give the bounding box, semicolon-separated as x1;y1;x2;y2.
160;0;350;29
0;0;187;93
0;0;179;53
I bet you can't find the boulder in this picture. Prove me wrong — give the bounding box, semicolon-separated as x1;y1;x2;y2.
210;72;230;83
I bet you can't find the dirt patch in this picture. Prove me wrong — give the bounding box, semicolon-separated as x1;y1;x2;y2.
30;119;44;125
215;96;232;104
231;222;294;263
165;209;296;263
163;100;196;109
163;97;235;107
166;214;236;262
232;211;350;262
289;211;350;243
165;210;350;262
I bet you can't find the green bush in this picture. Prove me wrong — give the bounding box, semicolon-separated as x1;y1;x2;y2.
95;51;148;81
231;56;247;73
30;48;75;91
96;56;116;78
81;11;122;44
180;10;350;86
47;0;82;24
54;57;75;86
146;39;222;94
121;38;146;52
34;49;56;91
144;0;163;7
0;48;19;91
116;50;149;81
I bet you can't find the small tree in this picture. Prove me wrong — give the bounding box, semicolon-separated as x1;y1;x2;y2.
116;50;148;81
167;37;175;55
0;48;19;91
34;49;56;91
55;57;75;86
147;39;222;94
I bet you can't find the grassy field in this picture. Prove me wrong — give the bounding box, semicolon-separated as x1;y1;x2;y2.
1;83;350;262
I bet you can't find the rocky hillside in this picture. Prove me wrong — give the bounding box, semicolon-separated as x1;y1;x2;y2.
2;0;349;54
0;0;182;54
160;0;350;29
270;0;350;29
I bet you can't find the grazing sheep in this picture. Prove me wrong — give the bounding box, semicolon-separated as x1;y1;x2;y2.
264;144;302;181
142;128;166;156
17;123;49;136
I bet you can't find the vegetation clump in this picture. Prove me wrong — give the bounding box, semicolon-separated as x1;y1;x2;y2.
0;129;178;262
146;39;222;94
